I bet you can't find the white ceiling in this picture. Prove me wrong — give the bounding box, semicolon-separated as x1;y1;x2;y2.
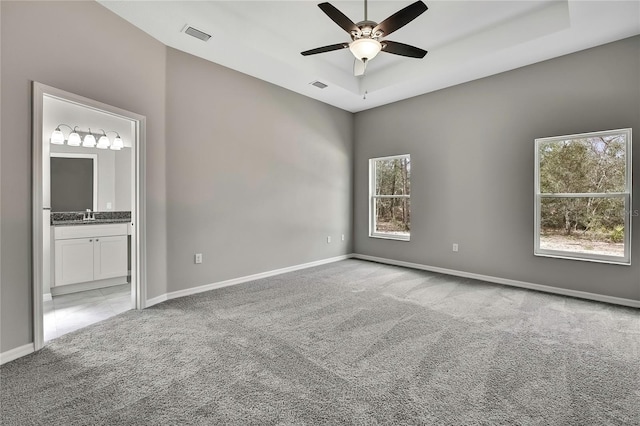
98;1;640;113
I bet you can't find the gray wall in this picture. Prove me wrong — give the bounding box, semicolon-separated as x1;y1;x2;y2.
165;48;353;291
354;36;640;301
0;1;352;355
1;1;168;352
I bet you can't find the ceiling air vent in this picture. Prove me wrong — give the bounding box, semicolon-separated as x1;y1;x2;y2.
310;81;328;89
184;26;211;42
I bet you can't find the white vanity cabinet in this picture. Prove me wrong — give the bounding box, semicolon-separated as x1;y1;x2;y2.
54;224;128;287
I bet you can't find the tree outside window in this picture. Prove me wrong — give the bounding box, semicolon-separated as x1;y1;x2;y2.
535;129;632;264
370;155;410;241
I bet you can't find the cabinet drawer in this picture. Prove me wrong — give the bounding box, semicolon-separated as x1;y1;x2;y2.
54;224;128;240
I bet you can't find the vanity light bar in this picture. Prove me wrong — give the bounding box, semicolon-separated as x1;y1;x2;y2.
50;124;125;150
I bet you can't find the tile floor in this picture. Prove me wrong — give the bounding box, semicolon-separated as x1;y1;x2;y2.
44;284;132;342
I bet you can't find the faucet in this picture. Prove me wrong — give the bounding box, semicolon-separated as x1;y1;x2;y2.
83;209;94;221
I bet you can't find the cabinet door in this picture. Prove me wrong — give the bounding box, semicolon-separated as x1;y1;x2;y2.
94;235;128;280
54;239;94;286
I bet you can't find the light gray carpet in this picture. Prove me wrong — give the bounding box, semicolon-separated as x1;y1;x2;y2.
2;259;639;425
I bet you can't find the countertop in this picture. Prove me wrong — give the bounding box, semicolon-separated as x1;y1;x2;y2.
51;211;131;226
51;218;131;226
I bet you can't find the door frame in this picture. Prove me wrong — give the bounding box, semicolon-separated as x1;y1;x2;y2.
32;81;147;351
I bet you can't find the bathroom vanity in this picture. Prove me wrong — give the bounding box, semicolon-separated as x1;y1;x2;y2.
54;223;128;285
50;213;131;295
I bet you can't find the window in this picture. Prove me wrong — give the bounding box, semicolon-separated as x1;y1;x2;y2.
535;129;632;264
370;155;411;241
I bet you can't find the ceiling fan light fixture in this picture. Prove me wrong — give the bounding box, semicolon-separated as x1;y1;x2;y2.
349;38;381;61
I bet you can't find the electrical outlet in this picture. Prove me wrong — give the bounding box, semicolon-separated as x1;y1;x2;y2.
194;253;203;264
106;202;112;210
327;236;331;243
452;243;459;252
341;234;345;241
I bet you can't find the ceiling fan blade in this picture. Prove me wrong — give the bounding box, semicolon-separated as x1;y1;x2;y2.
318;2;360;35
354;59;367;76
381;41;427;58
373;1;428;37
301;43;349;56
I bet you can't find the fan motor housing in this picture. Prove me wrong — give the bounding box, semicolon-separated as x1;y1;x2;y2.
352;20;381;40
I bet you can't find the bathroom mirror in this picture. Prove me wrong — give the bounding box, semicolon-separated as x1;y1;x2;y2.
50;153;97;212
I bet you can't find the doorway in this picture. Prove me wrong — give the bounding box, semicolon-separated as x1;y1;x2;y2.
32;82;147;350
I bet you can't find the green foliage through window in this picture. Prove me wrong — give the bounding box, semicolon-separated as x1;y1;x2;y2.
535;130;631;263
539;135;626;194
370;155;411;239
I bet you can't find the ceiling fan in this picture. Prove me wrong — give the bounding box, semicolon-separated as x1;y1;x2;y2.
301;0;428;76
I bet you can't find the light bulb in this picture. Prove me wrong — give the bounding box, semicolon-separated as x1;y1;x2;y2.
50;128;65;145
83;132;96;148
67;131;81;146
97;135;110;149
110;135;124;150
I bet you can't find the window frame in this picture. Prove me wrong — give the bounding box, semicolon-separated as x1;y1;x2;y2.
534;128;632;265
369;154;411;241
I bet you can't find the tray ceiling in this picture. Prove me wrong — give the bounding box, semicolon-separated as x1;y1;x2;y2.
98;1;640;112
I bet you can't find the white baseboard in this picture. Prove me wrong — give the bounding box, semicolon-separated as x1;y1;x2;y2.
147;252;639;309
5;253;634;365
43;293;52;302
145;293;168;307
353;254;640;308
146;254;352;308
0;343;35;365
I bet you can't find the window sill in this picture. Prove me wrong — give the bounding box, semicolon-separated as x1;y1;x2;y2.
369;233;410;242
534;251;630;266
